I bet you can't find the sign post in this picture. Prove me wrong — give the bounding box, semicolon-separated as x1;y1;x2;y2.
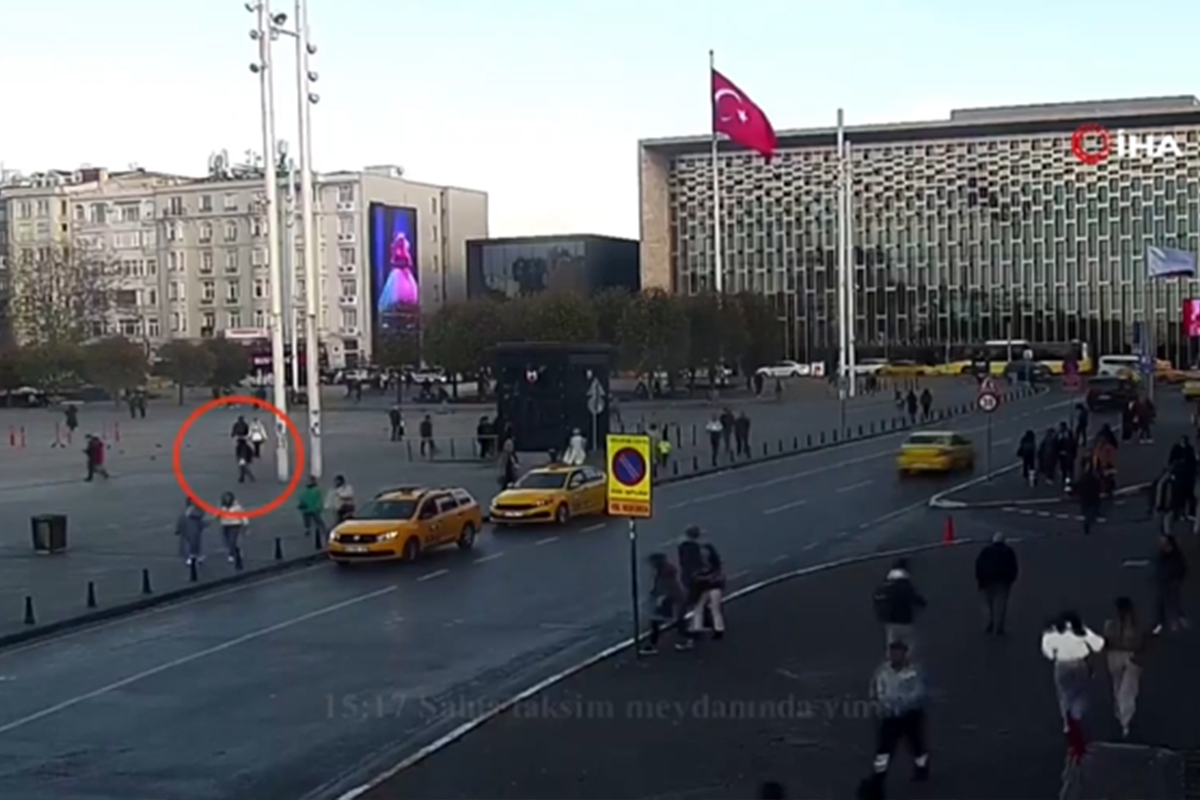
586;376;606;451
977;379;1000;478
607;434;653;656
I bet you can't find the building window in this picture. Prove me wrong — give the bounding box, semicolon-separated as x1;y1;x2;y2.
337;184;355;204
251;218;264;237
35;199;49;217
253;278;266;299
146;288;158;305
73;204;85;221
338;247;355;266
340;278;357;297
337;216;354;236
431;196;438;214
223;193;238;211
199;222;213;243
146;317;161;338
253;309;266;329
226;280;239;302
201;311;216;333
225;250;238;271
90;203;108;224
119;204;140;222
200;195;213;212
171;312;187;333
165;222;181;241
168;251;186;272
226;311;242;329
16;201;31;219
202;281;215;301
224;220;238;242
200;251;213;273
251;248;266;266
120;318;140;337
167;196;184;216
146;258;157;275
340;308;358;330
169;281;184;301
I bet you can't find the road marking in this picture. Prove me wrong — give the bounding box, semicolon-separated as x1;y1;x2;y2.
417;569;449;582
858;499;928;530
994;437;1013;446
834;531;850;539
726;569;750;581
1019;508;1033;515
538;622;588;630
771;554;789;564
763;498;808;515
1123;559;1149;568
802;541;820;551
581;523;606;532
0;585;396;735
658;537;677;547
1055;513;1071;520
1036;511;1051;517
837;480;873;494
535;536;559;546
473;552;504;564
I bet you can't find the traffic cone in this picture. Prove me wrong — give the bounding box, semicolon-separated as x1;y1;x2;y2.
942;516;956;544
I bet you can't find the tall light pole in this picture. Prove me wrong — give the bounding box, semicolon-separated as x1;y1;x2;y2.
283;148;301;397
249;0;290;482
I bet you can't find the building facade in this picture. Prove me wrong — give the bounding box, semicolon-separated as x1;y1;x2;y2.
640;96;1200;364
465;234;639;300
0;160;488;367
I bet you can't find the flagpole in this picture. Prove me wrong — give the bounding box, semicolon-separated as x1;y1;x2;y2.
710;49;722;294
845;137;857;397
836;109;847;406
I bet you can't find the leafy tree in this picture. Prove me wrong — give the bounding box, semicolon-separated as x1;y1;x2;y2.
617;289;690;378
683;293;723;374
423;298;506;387
730;291;783;372
154;340;216;404
14;343;84;392
82;336;148;403
7;242;119;347
504;291;598;343
591;287;634;349
0;348;23;392
375;332;422;370
202;338;251;391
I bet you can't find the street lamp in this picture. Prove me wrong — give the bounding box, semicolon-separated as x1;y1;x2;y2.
248;0;290;482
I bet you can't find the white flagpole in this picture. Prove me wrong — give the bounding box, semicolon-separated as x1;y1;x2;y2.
836;109;847;402
846;138;857;397
710;49;722;294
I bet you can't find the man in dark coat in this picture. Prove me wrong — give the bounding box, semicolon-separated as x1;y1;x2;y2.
974;533;1018;634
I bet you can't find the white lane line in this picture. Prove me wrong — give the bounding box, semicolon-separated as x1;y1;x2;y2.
473;552;504;564
581;523;606;532
417;569;449;582
535;536;560;546
837;480;873;494
1123;559;1149;568
994;437;1013;446
538;622;588;630
771;554;789;564
726;569;750;582
802;541;821;551
860;499;928;530
763;498;808;515
659;537;677;547
834;531;850;539
0;585;396;735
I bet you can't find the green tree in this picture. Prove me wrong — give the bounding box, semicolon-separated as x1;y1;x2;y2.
202;338;251;392
591;287;634;349
423;298;506;392
14;343;84;392
504;291;598;343
0;348;23;392
683;293;723;374
82;336;148;403
154;340;216;404
8;243;119;347
375;332;422;370
731;292;783;372
617;289;690;378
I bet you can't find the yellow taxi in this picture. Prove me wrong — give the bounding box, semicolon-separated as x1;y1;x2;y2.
327;486;484;564
878;360;933;378
896;431;975;475
489;464;607;525
1183;380;1200;401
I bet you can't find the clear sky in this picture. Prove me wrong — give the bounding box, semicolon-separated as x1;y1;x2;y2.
1;0;1197;239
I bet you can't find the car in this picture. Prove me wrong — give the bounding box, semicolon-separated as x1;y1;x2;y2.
1183;379;1200;401
878;360;932;377
1003;361;1051;383
1085;376;1138;411
408;367;448;384
896;431;975;475
853;358;889;376
490;464;608;525
327;486;483;563
756;360;809;379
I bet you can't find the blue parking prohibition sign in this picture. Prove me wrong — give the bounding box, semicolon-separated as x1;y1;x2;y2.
612;447;647;486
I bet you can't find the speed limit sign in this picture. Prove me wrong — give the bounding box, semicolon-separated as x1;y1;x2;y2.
978;391;1000;413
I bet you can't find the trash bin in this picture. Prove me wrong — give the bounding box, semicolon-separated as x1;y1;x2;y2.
31;514;67;554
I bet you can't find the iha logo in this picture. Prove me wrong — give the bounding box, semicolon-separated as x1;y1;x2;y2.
1070;123;1183;165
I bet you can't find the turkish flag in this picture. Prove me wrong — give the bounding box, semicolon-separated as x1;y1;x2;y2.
711;69;776;159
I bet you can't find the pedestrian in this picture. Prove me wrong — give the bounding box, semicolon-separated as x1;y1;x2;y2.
873;558;926;655
475;415;492;458
719;407;735;457
235;436;256;483
1138;395;1156;443
705;413;723;467
1092;428;1118;496
1041;610;1104;735
856;640;929;800
1152;533;1188;633
328;474;356;523
734;411;751;457
1150;467;1174;533
1121;400;1136;443
905;390;918;424
231;414;249;447
1103;596;1149;738
656;434;673;471
1074;403;1089;446
688;540;727;640
894;388;904;413
1055;422;1078;489
608;392;622;429
64;404;79;440
1169;435;1197;521
84;434;109;481
218;491;248;567
389;406;405;442
753;371;765;396
640;552;689;655
248;416;268;458
974;532;1018;634
1076;462;1102;534
1038;428;1058;484
297;476;325;540
563;428;587;465
498;438;519;489
1017;430;1037;487
419;413;435;458
175;499;206;567
674;525;713;651
919;387;933;421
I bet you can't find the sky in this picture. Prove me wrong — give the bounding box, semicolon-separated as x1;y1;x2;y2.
2;0;1198;239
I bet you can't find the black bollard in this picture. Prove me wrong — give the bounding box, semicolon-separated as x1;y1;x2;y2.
777;439;783;453
693;455;699;471
820;431;825;444
406;440;414;461
86;581;97;609
314;526;323;551
870;421;875;434
672;460;678;475
858;424;864;437
274;536;284;560
793;436;798;450
832;429;838;442
675;427;682;447
188;559;198;583
449;438;456;459
691;425;697;446
141;568;152;595
807;434;812;448
23;596;35;625
762;441;768;456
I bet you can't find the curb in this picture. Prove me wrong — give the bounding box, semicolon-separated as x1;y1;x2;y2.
930;475;1152;511
328;538;976;800
0;551;327;650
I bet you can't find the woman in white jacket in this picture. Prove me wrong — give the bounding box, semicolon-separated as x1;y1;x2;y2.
248;417;268;458
1041;610;1104;732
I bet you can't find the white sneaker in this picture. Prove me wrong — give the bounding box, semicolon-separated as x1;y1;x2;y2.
1152;624;1163;634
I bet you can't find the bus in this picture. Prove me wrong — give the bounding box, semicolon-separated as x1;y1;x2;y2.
940;340;1091;376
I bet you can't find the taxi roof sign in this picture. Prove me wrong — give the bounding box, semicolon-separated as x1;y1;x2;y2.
606;434;652;518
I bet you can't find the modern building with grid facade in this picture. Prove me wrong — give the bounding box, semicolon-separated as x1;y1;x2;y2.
639;96;1200;365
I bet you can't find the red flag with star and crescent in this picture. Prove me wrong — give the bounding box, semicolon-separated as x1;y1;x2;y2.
711;69;776;159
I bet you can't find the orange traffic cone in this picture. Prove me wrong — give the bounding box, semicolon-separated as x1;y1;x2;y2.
942;516;955;544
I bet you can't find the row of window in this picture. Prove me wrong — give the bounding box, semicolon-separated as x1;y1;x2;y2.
157;307;360;337
174;277;358;303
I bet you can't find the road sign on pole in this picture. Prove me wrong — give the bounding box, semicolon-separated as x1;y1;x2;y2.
606;434;652;518
977;392;999;413
587;377;605;448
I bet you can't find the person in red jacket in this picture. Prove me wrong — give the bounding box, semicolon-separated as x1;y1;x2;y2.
84;434;108;481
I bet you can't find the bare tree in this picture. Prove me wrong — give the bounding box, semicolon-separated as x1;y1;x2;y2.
7;240;120;347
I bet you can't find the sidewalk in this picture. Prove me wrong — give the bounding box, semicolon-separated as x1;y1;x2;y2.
365;527;1198;800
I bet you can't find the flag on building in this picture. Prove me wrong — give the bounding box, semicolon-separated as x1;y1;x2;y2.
1146;245;1197;279
711;69;776;159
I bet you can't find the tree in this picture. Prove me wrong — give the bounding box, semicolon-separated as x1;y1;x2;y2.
423;298;507;397
154;340;216;404
0;349;22;392
82;336;147;403
591;287;634;349
202;339;251;391
14;343;84;393
8;242;119;348
375;332;422;370
729;292;782;373
683;293;723;374
503;291;598;343
617;289;690;378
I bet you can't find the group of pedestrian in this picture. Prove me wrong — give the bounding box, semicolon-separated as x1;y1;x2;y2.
641;525;726;654
894;388;934;424
1121;395;1157;444
230;414;268;483
1149;435;1199;536
387;407;439;457
704;408;753;466
174;491;249;569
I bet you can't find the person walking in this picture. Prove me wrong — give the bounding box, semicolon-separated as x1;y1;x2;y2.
328;475;356;523
856;640;929;800
235;436;256;483
231;415;249;447
1038;428;1059;485
689;540;727;640
389;406;404;442
1169;435;1197;521
640;552;689;655
974;533;1018;635
563;428;587;465
674;525;713;651
64;404;79;443
873;558;926;655
1092;427;1118;496
1017;430;1037;487
705;413;723;467
1074;403;1089;446
1138;395;1156;444
1076;462;1103;535
497;438;519;489
297;476;325;540
419;414;436;458
1103;596;1149;738
719;407;736;458
1149;467;1175;533
84;434;109;481
1055;422;1078;489
734;411;751;458
247;417;268;459
475;415;492;458
1152;533;1188;633
905;390;918;425
218;491;248;568
175;499;207;567
919;388;933;422
1041;611;1104;735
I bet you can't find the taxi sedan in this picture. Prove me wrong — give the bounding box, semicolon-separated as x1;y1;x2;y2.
896;431;975;475
327;486;483;564
490;464;607;525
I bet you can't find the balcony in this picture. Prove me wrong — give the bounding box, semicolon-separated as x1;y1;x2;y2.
199;296;214;306
338;296;357;306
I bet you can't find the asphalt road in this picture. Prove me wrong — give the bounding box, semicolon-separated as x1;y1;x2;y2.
0;389;1076;800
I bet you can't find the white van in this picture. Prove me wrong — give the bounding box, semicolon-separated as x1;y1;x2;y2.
1096;355;1141;378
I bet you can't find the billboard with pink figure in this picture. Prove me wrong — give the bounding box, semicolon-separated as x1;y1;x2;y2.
1185;298;1200;338
369;203;420;347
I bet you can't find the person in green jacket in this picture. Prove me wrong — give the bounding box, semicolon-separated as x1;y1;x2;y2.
298;477;325;538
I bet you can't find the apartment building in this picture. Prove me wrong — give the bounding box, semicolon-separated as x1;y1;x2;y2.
0;161;489;366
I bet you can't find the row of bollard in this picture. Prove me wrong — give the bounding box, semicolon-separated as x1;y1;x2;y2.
6;422;123;449
22;534;301;626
